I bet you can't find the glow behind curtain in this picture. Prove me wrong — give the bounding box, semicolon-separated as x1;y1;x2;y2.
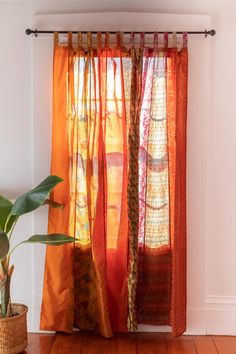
40;32;188;337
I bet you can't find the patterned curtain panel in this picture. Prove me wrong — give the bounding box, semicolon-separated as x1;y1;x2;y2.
40;31;188;337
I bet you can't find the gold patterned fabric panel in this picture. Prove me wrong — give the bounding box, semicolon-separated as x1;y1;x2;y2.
127;49;143;331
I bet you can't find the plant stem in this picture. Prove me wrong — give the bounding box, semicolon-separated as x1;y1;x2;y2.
4;217;19;270
4;214;11;233
0;262;11;317
8;217;18;242
8;241;25;258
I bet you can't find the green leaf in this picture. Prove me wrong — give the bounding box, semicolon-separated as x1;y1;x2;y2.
10;176;63;216
24;234;75;246
0;232;10;259
0;195;13;232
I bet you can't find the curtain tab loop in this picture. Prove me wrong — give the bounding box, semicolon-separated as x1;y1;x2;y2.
54;32;59;47
154;32;158;49
105;31;110;48
164;32;168;48
116;31;121;48
68;32;72;47
120;32;124;49
140;32;145;48
172;32;177;48
78;32;82;49
183;32;188;48
87;31;92;48
130;32;135;48
97;32;102;48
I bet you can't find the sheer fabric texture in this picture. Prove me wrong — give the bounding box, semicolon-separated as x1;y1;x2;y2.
40;31;188;337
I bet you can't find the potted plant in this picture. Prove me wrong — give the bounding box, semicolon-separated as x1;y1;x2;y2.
0;175;75;354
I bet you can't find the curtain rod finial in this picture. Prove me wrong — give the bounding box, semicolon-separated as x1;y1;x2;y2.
209;29;216;36
205;29;216;37
25;28;38;37
25;28;32;35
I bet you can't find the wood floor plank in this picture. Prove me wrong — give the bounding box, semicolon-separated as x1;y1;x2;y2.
24;333;236;354
166;335;197;354
213;336;236;354
50;332;84;354
137;332;168;354
81;332;116;354
193;336;218;354
23;333;55;354
115;333;136;354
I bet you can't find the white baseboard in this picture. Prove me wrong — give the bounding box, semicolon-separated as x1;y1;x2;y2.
205;295;236;335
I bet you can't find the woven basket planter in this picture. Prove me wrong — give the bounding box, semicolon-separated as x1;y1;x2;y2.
0;303;28;354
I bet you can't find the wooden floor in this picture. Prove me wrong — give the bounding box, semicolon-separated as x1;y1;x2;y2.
23;333;236;354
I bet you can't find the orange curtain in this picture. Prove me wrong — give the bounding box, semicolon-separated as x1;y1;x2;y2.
40;31;188;337
40;33;74;332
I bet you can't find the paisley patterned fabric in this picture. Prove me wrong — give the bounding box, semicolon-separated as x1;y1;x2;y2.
73;246;98;331
40;32;188;338
127;48;143;331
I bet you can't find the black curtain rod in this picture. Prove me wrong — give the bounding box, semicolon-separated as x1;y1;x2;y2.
25;28;216;37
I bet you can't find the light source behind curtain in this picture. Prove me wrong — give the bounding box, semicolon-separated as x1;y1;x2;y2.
40;31;188;337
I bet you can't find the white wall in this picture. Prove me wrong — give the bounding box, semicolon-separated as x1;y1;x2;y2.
0;1;235;335
205;12;236;334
